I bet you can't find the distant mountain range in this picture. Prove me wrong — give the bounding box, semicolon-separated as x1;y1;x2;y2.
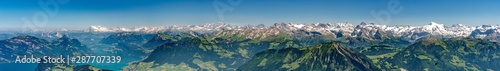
4;22;500;43
81;22;500;42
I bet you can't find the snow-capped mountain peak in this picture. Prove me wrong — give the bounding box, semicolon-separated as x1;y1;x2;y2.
87;26;111;32
423;22;446;31
451;24;465;27
292;24;305;28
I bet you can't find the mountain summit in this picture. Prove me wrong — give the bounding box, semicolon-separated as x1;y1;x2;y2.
238;42;380;71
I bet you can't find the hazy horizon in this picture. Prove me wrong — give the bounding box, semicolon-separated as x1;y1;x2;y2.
1;0;499;30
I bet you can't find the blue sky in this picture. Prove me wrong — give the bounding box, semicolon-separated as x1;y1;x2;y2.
0;0;499;30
